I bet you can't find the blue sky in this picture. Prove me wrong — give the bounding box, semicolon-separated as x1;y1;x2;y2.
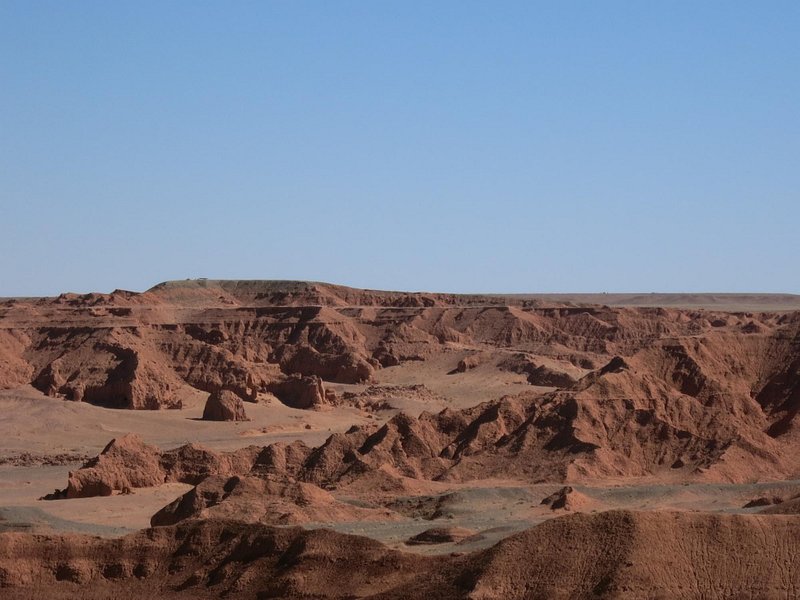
1;1;798;295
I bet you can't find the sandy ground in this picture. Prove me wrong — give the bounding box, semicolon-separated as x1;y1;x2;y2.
371;350;542;410
323;478;800;555
0;386;370;457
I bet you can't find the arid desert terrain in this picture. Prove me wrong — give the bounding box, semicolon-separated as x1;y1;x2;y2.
2;279;800;598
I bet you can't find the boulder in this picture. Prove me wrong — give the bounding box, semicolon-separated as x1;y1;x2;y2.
540;486;592;511
202;389;249;421
455;354;482;373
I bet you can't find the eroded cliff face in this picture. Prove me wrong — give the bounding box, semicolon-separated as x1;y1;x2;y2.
3;280;800;481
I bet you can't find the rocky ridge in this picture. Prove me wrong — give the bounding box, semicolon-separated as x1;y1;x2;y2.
4;511;800;598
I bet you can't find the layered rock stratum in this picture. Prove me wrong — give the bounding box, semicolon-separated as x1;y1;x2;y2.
4;280;800;482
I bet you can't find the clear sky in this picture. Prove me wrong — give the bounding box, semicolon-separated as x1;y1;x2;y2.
1;1;798;296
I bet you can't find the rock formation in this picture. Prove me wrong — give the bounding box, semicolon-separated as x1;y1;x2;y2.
150;474;398;527
2;281;799;434
47;434;261;499
540;486;592;511
5;281;800;598
201;389;248;421
5;511;800;598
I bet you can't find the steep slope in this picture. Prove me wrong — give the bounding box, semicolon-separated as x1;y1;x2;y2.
4;511;800;599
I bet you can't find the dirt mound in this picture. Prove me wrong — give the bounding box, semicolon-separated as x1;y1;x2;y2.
201;389;248;421
405;526;476;545
5;511;800;598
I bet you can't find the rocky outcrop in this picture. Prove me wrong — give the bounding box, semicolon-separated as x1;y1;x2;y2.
150;474;398;527
249;440;313;479
50;435;261;499
339;384;444;411
540;486;592;511
63;434;163;498
267;374;329;410
454;353;483;373
0;330;32;388
276;344;374;383
201;389;248;421
6;512;800;598
6;281;800;484
29;331;184;409
498;353;581;387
